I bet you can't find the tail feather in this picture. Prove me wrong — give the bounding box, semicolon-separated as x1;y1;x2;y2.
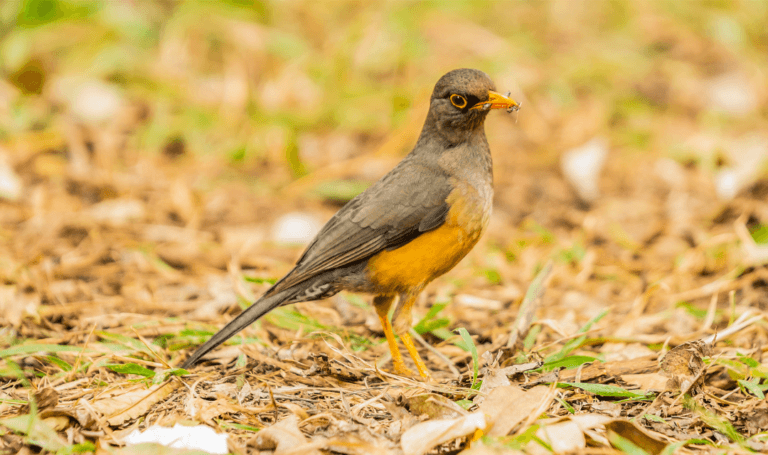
181;290;291;368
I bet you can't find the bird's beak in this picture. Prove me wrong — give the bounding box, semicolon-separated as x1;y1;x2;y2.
471;91;520;112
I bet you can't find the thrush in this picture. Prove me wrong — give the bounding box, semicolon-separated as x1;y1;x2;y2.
182;68;519;379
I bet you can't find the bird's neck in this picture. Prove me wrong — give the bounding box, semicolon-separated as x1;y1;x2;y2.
411;112;493;180
415;110;489;148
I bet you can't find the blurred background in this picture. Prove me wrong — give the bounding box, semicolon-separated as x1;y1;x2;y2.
1;0;768;355
4;2;768;451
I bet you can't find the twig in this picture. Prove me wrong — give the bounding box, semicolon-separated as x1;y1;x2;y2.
702;292;718;332
703;311;763;344
410;329;460;377
350;386;389;417
534;326;603;352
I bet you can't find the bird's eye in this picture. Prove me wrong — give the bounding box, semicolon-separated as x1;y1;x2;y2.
449;94;467;109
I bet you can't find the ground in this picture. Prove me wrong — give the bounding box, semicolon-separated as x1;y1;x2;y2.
1;1;768;454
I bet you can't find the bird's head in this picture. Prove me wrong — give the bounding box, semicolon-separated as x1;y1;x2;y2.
424;68;519;145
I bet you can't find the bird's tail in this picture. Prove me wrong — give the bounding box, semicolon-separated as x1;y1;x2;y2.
181;289;292;368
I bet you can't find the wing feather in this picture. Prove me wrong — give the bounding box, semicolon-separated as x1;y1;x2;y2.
268;160;452;294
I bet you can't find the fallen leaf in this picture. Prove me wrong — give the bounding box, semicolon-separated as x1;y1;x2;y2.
400;411;486;455
476;361;541;401
605;420;667;454
659;339;712;392
193;398;238;425
560;137;608;203
739;401;768;435
101;442;217;455
317;434;396;455
536;420;586;453
39;407;95;429
455;294;503;311
281;401;310;420
88;199;146;225
0;286;40;327
0;151;22;201
479;385;549;437
249;415;321;455
123;423;229;455
558;355;658;383
29;387;59;410
569;413;613;431
404;393;466;419
622;373;669;391
87;381;180;426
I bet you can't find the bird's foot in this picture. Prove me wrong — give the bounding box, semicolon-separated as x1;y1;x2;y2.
392;361;415;378
417;369;434;382
400;332;433;381
375;302;433;381
392;361;433;382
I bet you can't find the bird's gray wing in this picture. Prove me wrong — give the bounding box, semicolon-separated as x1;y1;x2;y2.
267;161;452;294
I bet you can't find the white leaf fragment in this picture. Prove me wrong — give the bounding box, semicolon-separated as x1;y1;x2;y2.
124;423;229;455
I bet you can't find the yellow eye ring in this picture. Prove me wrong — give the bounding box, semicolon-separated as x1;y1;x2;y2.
450;94;467;109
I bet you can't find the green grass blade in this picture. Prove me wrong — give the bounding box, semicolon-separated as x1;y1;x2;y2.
456;328;479;387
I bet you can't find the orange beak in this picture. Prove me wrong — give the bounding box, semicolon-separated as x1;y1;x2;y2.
470;90;520;112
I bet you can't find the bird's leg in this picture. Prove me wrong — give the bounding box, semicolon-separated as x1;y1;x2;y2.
392;292;432;380
399;332;431;380
373;294;412;376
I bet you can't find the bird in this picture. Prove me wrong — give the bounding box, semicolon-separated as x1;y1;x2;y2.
182;68;519;379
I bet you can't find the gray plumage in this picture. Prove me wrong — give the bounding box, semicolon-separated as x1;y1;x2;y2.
181;69;502;368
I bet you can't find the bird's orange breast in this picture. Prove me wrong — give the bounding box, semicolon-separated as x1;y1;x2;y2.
366;186;490;293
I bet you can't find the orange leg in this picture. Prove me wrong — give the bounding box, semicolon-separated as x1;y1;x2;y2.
400;331;432;380
392;291;432;380
373;295;412;376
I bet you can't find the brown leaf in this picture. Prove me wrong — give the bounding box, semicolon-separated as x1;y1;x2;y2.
659;339;712;392
248;415;321;455
280;401;310;420
558;355;659;383
622;373;669;391
479;385;549;437
403;393;465;419
318;434;396;455
605;420;668;454
39;407;95;430
476;361;541;402
87;381;180;427
193;398;237;425
738;400;768;435
310;352;364;381
30;387;59;410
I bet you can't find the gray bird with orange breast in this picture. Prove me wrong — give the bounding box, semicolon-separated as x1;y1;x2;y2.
182;69;519;380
